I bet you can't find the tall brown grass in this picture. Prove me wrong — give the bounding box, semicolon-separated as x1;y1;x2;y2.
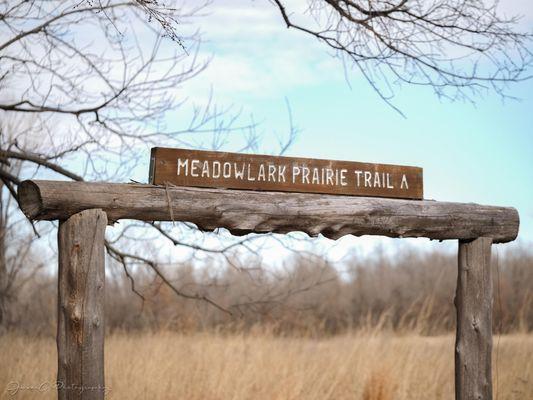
2;245;532;398
1;331;532;399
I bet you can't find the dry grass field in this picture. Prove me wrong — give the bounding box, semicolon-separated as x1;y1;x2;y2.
1;331;532;400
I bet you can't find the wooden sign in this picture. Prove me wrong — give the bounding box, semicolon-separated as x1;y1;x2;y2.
149;147;423;200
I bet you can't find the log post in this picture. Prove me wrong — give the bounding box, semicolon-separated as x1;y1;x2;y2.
57;209;107;400
455;237;493;400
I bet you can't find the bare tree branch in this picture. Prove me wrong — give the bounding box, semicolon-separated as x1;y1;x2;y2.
271;0;533;111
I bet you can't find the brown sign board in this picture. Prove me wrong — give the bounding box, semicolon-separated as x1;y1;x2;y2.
149;147;423;200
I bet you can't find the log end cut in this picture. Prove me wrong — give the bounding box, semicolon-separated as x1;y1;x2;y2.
18;180;43;220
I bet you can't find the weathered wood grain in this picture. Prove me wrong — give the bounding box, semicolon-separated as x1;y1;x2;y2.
149;147;424;199
455;237;493;400
19;180;519;243
57;209;107;400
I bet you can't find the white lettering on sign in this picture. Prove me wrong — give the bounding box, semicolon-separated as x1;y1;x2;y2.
190;159;200;177
364;171;372;187
175;158;411;192
401;174;409;189
154;148;423;199
354;170;402;189
202;161;210;177
387;174;394;189
235;163;245;179
354;170;363;187
278;166;286;182
177;158;189;176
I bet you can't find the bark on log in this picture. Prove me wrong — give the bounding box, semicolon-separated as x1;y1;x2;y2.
19;180;519;243
57;209;107;400
455;237;493;400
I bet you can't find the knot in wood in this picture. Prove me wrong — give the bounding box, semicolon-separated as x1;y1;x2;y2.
70;304;82;324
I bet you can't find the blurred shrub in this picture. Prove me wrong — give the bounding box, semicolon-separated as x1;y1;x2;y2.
8;244;533;336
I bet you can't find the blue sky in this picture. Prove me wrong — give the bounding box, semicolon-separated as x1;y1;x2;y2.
163;0;533;251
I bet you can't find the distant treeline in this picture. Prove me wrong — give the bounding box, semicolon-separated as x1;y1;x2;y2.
8;244;533;336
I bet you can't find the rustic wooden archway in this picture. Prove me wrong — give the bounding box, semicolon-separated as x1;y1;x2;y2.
18;180;519;400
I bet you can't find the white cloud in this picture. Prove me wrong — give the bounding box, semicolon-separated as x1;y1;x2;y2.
179;0;344;103
188;49;337;97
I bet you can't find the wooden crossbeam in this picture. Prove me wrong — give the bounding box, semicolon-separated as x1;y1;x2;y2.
19;180;519;243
